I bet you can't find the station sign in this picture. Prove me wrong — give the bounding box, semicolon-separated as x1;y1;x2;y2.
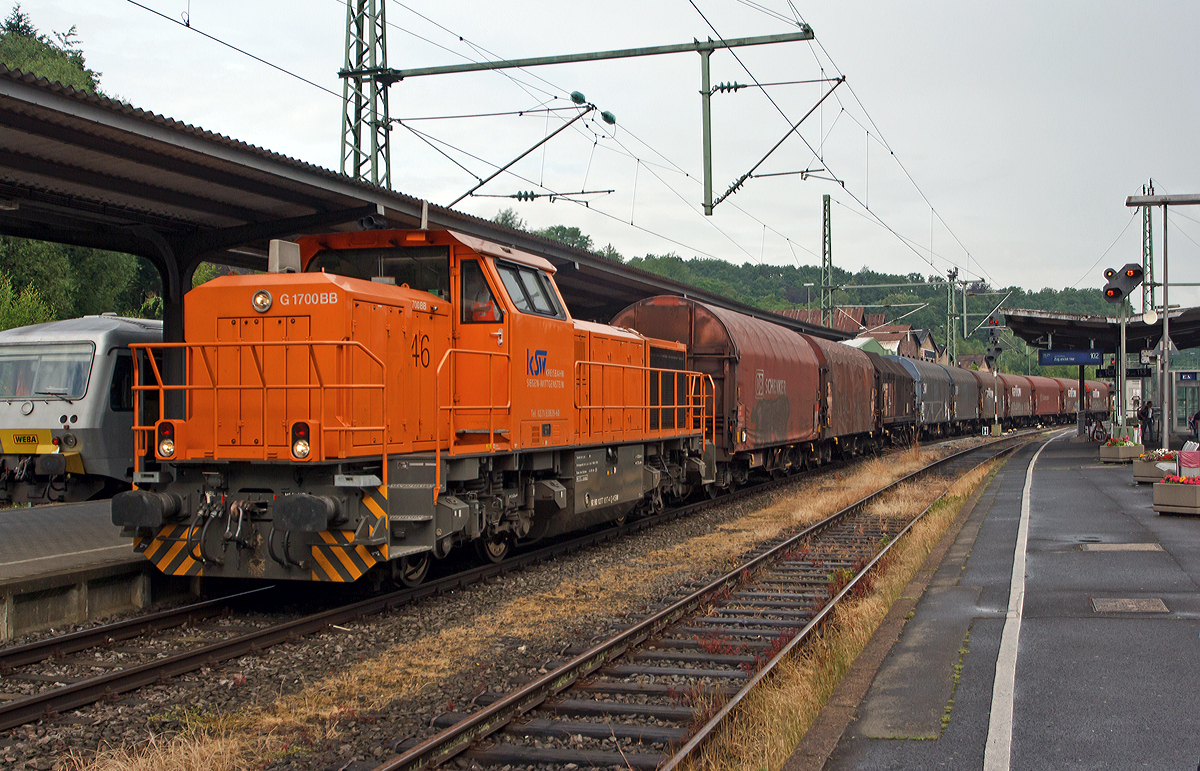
1179;372;1198;382
1037;349;1104;366
1096;366;1152;379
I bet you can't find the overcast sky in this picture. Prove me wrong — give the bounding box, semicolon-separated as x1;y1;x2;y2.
25;0;1200;308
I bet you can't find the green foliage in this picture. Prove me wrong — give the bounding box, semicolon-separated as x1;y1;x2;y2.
0;237;149;319
1;4;100;92
492;207;526;231
192;262;222;288
0;268;52;330
534;224;593;252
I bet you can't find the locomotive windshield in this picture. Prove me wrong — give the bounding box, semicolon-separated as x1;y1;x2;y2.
495;260;565;319
0;341;95;401
307;245;450;298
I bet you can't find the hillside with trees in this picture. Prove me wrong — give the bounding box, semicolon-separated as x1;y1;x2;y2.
492;208;1120;377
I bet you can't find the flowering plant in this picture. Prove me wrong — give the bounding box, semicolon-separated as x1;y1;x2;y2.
1160;474;1200;485
1139;449;1177;462
1104;438;1137;447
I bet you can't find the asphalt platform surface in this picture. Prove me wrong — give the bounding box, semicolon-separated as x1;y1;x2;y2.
789;432;1200;771
0;499;136;585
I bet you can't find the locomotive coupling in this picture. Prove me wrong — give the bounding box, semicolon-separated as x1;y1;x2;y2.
273;494;340;532
111;489;182;528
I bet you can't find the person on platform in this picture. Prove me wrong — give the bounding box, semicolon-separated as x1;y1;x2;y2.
1139;400;1156;445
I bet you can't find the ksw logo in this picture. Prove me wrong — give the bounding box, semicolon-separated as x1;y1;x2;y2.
527;349;548;377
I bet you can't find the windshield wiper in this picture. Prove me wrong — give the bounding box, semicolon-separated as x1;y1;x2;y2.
35;390;74;405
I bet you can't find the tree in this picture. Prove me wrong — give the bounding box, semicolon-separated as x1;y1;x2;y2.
1;4;100;92
0;7;161;322
534;225;593;252
0;269;52;330
492;208;527;231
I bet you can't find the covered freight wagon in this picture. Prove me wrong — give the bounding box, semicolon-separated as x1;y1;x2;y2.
611;296;821;460
943;365;982;426
885;356;952;435
809;338;877;443
865;351;916;435
999;373;1033;423
1027;375;1064;421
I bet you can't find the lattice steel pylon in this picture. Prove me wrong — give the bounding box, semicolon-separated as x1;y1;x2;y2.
1142;180;1154;315
340;0;391;188
821;194;833;327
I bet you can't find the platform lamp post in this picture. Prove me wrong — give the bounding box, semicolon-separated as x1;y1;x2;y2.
1125;192;1200;450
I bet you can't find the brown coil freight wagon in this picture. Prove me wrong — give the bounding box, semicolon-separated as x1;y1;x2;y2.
998;373;1034;423
1027;375;1065;421
864;351;916;436
805;337;877;446
612;296;823;476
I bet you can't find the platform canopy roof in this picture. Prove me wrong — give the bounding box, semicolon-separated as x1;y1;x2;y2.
1002;306;1200;354
0;65;844;340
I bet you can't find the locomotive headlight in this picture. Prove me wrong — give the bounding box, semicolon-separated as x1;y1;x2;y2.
61;433;77;448
251;290;273;313
292;438;310;459
158;438;175;457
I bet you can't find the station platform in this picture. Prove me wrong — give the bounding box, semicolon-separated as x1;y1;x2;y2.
0;501;182;641
0;500;133;584
787;430;1200;770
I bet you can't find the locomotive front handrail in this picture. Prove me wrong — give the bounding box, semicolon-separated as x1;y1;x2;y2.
130;341;387;479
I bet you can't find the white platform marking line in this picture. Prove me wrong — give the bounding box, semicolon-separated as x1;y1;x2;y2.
0;544;130;568
983;432;1062;771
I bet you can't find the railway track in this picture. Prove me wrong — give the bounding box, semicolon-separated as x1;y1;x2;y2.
0;432;1023;734
370;431;1029;771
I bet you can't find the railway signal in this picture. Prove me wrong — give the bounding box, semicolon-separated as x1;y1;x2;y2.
1102;263;1144;303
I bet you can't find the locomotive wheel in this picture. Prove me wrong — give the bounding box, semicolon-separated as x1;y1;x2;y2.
396;553;431;587
476;535;511;563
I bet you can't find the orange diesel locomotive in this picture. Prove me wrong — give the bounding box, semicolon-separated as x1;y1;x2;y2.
112;230;714;584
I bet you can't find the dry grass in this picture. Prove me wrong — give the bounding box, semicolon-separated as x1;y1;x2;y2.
65;444;958;771
681;459;997;771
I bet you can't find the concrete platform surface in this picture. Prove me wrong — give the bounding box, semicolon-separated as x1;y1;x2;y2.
793;432;1200;771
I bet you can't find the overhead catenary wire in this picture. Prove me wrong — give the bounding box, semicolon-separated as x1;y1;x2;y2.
125;0;342;99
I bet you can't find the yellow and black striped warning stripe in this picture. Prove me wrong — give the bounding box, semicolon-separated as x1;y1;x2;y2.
309;484;390;582
137;524;205;577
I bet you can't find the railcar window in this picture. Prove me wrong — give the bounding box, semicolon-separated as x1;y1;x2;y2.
109;353;134;412
0;342;95;400
306;246;450;298
496;261;564;319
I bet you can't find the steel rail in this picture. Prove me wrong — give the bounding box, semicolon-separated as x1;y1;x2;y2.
659;438;1023;768
375;431;1032;771
0;587;272;672
0;431;1027;732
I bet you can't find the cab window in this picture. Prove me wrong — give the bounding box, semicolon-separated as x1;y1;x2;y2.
306;245;450;298
460;260;503;324
496;261;564;319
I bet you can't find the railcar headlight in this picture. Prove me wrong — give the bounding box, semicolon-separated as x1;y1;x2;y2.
159;438;175;457
292;439;310;459
251;290;273;313
61;433;77;448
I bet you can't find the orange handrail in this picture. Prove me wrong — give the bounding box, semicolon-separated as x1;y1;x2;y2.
433;348;512;503
130;340;387;482
573;360;713;447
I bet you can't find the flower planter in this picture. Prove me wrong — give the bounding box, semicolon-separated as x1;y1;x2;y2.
1099;444;1142;463
1152;481;1200;515
1133;459;1172;485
